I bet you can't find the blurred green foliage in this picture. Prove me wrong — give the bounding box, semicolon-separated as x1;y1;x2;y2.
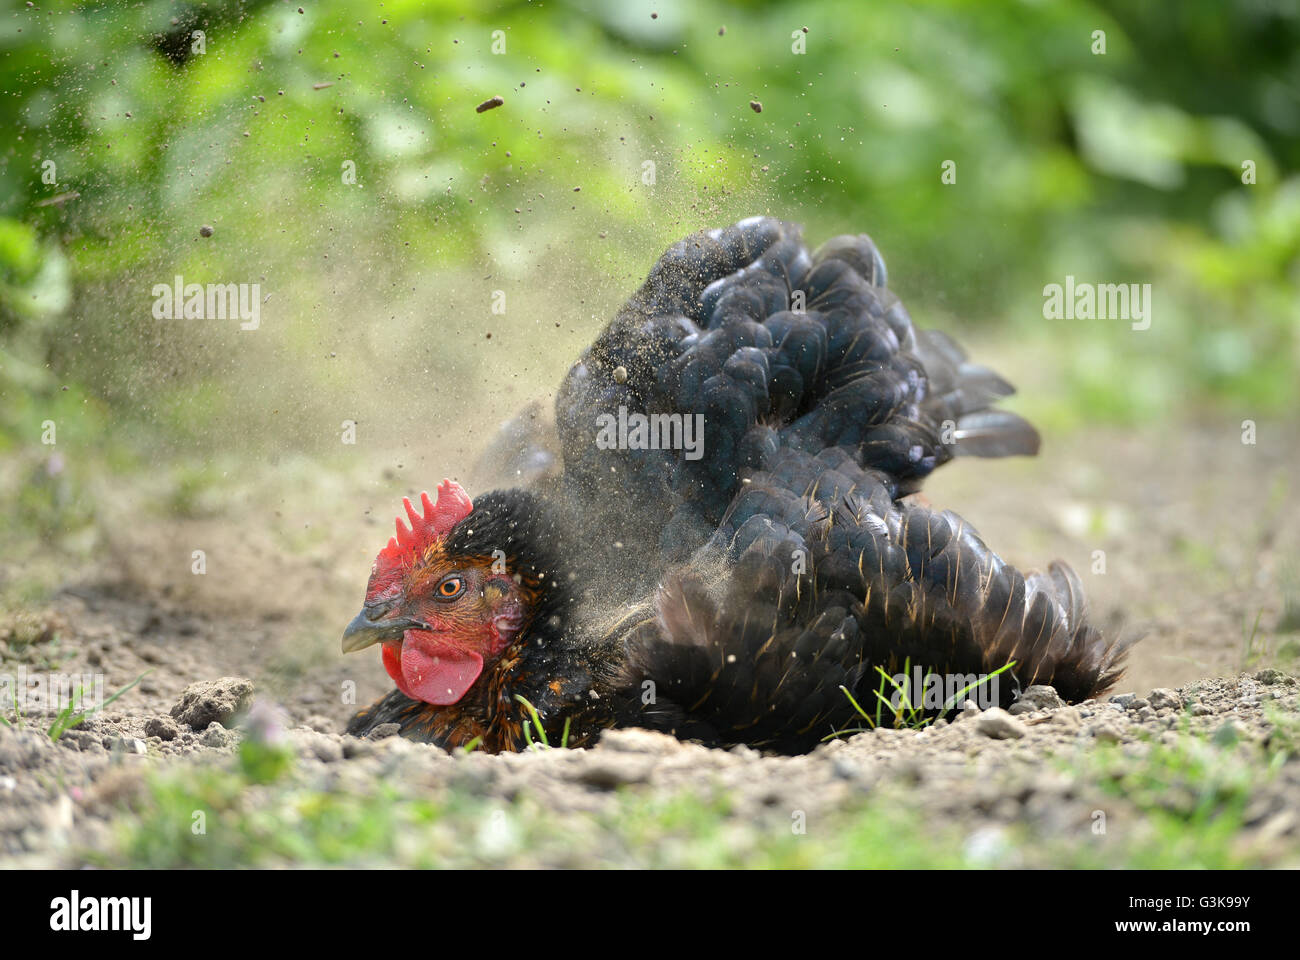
0;0;1297;464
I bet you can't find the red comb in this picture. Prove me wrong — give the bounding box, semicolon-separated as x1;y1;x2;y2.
371;479;474;579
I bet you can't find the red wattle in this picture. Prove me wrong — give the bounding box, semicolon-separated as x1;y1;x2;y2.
381;631;484;706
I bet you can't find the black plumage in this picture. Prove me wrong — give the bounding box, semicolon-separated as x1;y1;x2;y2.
554;218;1040;592
345;218;1132;753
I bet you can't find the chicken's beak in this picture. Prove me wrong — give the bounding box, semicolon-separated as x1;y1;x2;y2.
341;608;420;653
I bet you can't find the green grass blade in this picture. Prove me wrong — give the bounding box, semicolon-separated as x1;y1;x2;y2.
47;670;151;741
837;684;875;727
514;695;550;747
940;661;1018;715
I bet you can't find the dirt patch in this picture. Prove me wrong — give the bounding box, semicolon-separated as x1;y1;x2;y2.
1;423;1298;866
2;668;1296;867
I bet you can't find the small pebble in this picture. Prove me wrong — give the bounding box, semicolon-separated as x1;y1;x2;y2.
975;708;1025;740
1149;688;1182;711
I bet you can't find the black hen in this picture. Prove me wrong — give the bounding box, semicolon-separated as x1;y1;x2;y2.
343;218;1131;753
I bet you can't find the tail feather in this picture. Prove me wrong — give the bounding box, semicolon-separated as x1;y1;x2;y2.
951;409;1041;458
626;450;1134;751
912;327;1039;458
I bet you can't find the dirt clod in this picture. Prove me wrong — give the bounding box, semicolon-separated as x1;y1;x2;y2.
170;677;254;731
143;716;179;741
1010;684;1064;715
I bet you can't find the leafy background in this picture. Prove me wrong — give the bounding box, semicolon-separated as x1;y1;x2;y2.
1;0;1297;561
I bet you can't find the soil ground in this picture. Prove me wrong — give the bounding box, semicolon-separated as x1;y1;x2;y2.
2;422;1298;867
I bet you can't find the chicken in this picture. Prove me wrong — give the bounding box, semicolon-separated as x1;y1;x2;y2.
342;218;1133;753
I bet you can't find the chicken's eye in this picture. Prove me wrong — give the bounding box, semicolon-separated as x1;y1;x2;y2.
435;577;465;600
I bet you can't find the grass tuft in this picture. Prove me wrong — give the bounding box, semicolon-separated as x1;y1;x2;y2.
824;660;1017;740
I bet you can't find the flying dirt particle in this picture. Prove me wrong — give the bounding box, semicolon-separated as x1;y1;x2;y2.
749;100;762;113
612;366;628;384
476;96;505;113
199;224;214;237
